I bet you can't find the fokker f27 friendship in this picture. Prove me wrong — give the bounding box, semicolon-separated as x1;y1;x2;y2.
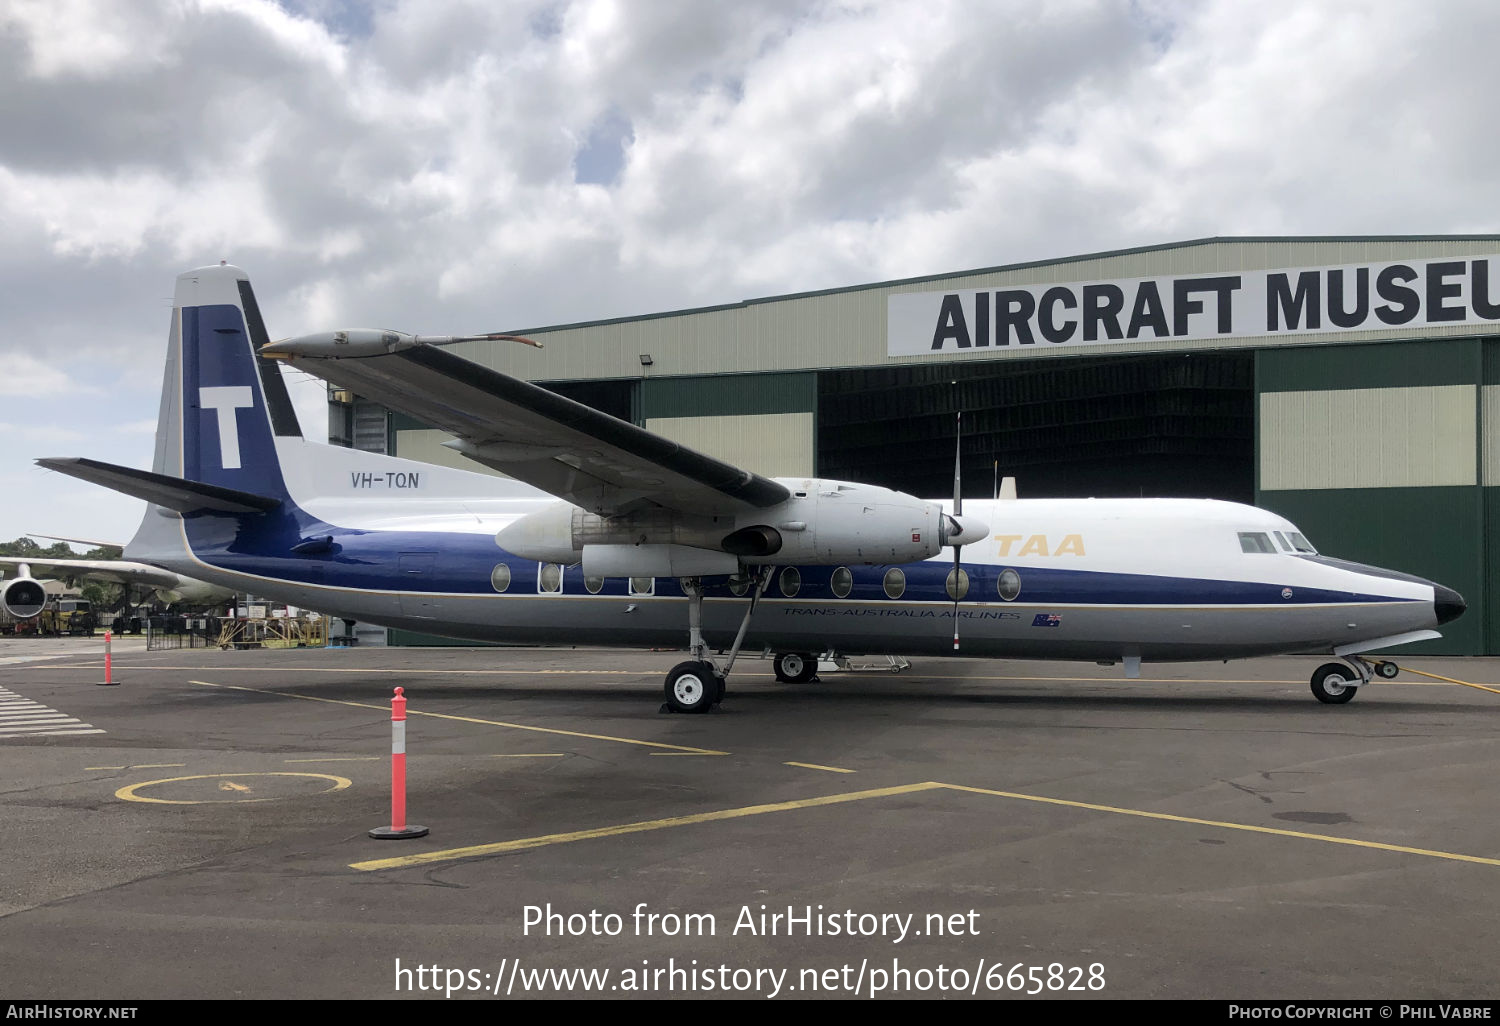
25;264;1465;711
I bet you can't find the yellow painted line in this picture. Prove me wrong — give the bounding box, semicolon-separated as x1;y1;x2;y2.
219;780;251;793
86;766;126;771
116;772;351;806
117;665;649;676
188;680;727;755
284;757;381;764
490;754;566;758
132;763;186;769
784;761;855;774
350;782;945;872
937;783;1500;868
41;663;1481;688
1402;667;1500;697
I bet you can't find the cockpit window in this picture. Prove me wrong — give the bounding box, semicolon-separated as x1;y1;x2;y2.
1238;532;1276;554
1273;531;1293;552
1285;531;1317;554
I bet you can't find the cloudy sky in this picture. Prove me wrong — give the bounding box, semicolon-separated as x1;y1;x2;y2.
1;0;1497;548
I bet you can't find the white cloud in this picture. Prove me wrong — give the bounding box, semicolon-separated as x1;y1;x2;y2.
0;354;89;397
2;0;1499;541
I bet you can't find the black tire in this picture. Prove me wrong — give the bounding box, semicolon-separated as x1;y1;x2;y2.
773;652;818;684
664;661;720;713
1376;660;1400;679
1311;662;1359;704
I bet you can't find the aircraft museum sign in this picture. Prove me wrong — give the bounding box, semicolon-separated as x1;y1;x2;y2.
887;255;1500;356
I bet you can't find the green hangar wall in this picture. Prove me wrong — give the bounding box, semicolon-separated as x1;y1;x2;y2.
1256;337;1495;654
339;235;1500;654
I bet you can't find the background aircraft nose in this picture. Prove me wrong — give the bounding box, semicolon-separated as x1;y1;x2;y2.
1434;584;1466;625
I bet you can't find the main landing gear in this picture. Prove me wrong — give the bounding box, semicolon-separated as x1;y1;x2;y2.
1309;657;1399;704
661;569;772;714
773;651;818;684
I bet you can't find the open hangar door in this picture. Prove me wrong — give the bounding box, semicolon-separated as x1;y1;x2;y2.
816;353;1254;503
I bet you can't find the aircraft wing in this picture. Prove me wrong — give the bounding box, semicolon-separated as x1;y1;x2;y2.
0;557;183;589
263;343;791;517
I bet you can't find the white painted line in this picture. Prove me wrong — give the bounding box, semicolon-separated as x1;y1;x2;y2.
3;728;106;737
0;721;91;733
0;686;104;738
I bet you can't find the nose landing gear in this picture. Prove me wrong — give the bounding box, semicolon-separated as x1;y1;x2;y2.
773;651;819;684
1309;656;1397;703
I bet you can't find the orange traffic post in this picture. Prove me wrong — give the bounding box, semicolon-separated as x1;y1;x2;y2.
96;630;119;686
369;686;428;839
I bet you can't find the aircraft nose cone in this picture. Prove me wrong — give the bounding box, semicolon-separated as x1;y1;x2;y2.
1434;584;1466;625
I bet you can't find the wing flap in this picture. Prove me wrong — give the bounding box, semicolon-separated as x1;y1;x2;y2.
36;457;280;514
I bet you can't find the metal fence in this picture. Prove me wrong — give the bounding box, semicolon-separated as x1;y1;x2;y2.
145;619;220;651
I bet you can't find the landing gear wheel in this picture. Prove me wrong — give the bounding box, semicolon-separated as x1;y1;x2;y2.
1375;660;1400;679
664;661;720;714
1311;662;1359;704
773;652;818;684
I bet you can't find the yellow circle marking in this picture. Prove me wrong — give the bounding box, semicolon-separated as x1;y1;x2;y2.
115;772;352;805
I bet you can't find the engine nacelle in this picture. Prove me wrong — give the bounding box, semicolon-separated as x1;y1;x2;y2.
2;576;47;619
495;502;735;565
494;479;986;574
582;544;738;579
742;481;946;565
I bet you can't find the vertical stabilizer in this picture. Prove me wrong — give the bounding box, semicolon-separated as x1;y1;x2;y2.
126;265;302;562
171;264;301;498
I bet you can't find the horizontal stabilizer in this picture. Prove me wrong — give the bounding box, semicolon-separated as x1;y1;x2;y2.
36;457;280;514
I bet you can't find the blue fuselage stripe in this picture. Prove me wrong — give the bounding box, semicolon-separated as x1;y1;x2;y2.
181;521;1413;607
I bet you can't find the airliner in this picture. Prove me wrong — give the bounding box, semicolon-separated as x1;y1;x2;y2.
0;554;232;618
24;264;1465;712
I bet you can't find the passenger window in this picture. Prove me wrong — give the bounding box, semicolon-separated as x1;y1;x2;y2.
779;567;801;597
490;564;512;593
1238;532;1276;554
538;563;563;593
830;567;853;599
882;567;906;599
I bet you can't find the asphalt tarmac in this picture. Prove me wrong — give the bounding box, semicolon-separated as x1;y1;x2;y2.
2;637;1498;1000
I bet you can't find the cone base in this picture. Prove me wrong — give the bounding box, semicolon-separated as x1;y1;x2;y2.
369;825;429;840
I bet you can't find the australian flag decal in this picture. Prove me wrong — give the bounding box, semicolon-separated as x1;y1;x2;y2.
1032;613;1061;627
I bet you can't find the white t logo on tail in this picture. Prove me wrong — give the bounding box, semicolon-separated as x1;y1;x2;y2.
199;386;255;469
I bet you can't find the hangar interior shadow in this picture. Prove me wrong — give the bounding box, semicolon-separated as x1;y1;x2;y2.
816;352;1254;503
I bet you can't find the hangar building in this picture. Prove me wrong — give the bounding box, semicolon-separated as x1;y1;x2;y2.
330;236;1500;654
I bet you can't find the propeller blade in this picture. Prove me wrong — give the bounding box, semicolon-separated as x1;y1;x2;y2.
953;407;962;518
953;405;962;650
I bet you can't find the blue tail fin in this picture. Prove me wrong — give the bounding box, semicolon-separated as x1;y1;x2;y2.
172;264;302;498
